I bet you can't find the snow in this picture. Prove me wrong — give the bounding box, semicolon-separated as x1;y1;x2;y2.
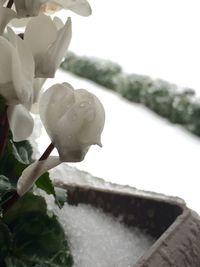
57;203;154;267
43;171;156;267
35;0;200;214
58;0;200;94
35;69;200;215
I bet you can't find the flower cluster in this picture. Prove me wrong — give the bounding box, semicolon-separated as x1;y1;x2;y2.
0;0;105;196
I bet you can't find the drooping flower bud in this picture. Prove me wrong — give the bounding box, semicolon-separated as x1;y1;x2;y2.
39;82;105;162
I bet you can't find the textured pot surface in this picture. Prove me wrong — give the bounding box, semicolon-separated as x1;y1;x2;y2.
62;184;200;267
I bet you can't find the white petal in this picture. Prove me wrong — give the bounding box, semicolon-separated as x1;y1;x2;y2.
39;83;89;162
0;82;18;104
43;17;72;77
56;88;105;161
7;104;34;142
75;90;105;146
57;89;105;146
53;16;64;30
30;103;39;114
53;90;95;160
0;36;12;83
0;6;16;35
39;82;74;139
8;27;34;107
0;1;7;5
33;77;46;103
39;83;105;162
24;14;57;59
53;0;92;16
9;17;31;28
68;0;92;16
30;78;46;114
17;156;61;196
14;0;42;17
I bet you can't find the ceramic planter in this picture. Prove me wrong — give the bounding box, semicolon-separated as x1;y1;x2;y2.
61;183;200;267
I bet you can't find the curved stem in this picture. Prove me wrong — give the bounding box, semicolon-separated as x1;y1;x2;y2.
1;191;19;211
39;142;55;161
6;0;14;8
0;112;9;159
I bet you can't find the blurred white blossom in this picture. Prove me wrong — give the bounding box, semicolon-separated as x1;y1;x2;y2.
0;27;35;141
3;0;91;18
24;14;72;78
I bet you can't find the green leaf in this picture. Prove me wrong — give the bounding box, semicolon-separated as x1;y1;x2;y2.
5;257;27;267
2;192;73;266
54;187;67;208
0;176;13;194
0;190;17;216
0;176;14;213
35;172;67;208
0;141;29;185
8;212;73;267
3;193;47;225
36;172;55;197
0;221;12;262
13;140;34;164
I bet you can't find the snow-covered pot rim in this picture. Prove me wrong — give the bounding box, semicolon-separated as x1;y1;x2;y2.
61;184;200;267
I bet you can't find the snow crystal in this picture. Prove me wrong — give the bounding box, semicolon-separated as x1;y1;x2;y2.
50;163;183;204
57;202;155;267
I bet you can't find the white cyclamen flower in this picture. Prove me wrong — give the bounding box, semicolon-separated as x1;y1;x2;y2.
17;82;105;196
40;82;105;162
30;78;46;113
12;0;91;17
0;27;35;141
24;14;72;78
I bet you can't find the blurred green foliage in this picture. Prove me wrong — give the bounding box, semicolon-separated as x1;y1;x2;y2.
61;52;200;137
61;52;121;90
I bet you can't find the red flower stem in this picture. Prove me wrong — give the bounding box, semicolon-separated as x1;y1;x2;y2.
0;112;6;125
2;142;55;213
1;191;19;211
0;112;9;159
39;142;55;161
